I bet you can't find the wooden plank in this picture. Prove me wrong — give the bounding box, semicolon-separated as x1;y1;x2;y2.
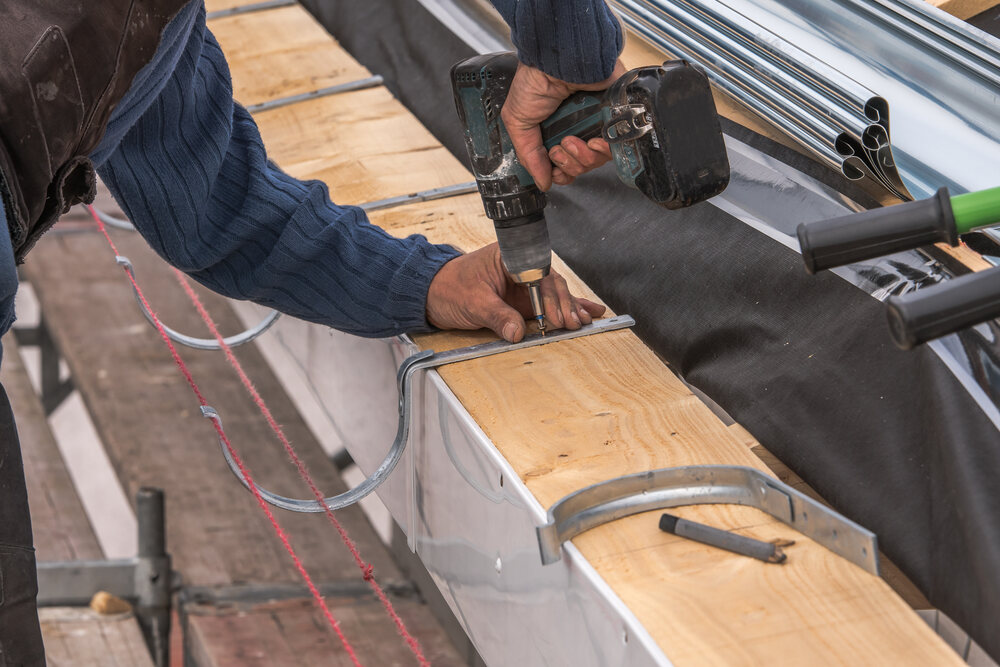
209;6;371;107
215;6;471;206
39;608;153;667
0;335;103;562
254;87;471;206
926;0;999;19
204;0;263;14
356;193;961;665
23;226;399;587
185;595;463;666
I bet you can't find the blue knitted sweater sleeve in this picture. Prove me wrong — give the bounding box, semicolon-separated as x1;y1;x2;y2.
95;4;460;338
489;0;623;83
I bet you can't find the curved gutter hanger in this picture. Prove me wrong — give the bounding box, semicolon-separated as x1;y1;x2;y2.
537;465;880;574
115;256;281;350
209;316;637;512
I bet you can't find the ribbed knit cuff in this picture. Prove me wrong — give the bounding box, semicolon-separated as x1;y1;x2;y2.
491;0;624;83
387;238;463;333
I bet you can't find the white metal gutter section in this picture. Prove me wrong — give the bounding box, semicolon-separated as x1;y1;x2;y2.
247;325;672;665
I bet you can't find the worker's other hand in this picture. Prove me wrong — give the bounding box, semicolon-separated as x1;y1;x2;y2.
426;243;606;342
501;60;627;191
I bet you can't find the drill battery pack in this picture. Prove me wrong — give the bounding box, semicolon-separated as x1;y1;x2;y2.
602;60;730;209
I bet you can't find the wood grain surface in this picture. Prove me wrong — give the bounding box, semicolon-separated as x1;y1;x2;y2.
184;595;463;666
209;6;370;107
0;335;103;562
927;0;999;19
39;608;154;667
252;88;471;206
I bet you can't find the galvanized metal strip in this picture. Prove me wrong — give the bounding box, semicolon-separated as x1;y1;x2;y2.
359;182;480;212
537;464;880;574
245;76;386;114
209;315;636;512
206;0;296;21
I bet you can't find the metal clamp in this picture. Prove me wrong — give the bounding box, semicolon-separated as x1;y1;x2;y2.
207;315;636;512
537;465;880;574
115;256;281;350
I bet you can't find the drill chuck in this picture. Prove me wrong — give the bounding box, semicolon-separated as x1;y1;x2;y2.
478;177;547;221
494;213;551;284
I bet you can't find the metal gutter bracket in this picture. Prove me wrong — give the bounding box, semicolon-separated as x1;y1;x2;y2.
537;465;880;574
115;256;281;351
210;315;636;512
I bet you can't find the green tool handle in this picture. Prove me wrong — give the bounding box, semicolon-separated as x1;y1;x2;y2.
952;186;1000;234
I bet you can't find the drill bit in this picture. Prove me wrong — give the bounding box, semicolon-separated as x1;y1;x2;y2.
527;283;546;335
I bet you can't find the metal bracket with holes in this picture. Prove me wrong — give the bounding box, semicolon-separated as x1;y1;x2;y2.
537;464;880;574
246;75;385;114
115;256;281;350
360;182;479;212
206;315;636;512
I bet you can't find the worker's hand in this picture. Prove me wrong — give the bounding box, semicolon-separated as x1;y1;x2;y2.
501;60;627;191
426;243;606;342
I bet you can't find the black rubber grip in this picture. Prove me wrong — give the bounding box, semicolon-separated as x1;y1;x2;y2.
886;265;1000;349
797;188;957;274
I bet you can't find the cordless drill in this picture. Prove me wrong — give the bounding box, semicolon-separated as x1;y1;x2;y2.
451;52;730;334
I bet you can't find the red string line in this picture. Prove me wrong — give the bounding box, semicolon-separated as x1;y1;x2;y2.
88;206;363;667
167;267;430;667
